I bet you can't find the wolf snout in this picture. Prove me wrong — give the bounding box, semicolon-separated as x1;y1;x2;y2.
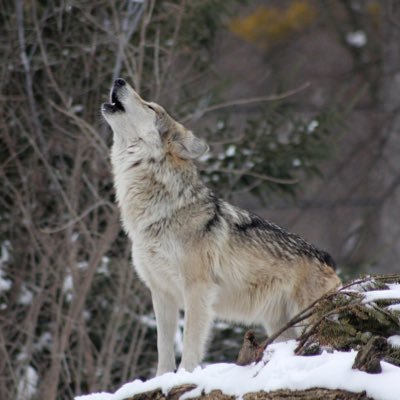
114;78;126;88
112;78;126;101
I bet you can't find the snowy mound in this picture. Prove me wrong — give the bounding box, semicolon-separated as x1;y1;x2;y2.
76;340;400;400
76;275;400;400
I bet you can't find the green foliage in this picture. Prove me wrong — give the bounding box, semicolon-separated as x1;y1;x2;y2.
297;275;400;367
201;93;351;200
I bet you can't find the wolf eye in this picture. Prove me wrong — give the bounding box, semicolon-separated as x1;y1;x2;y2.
146;104;156;112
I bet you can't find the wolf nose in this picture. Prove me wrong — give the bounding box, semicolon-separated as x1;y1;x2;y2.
114;78;126;88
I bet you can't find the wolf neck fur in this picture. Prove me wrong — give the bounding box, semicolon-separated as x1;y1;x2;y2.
112;151;206;236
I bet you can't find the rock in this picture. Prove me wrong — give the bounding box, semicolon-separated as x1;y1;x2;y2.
352;336;388;374
236;331;262;366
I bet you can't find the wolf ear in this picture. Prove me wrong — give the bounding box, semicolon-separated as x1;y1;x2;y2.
173;132;209;160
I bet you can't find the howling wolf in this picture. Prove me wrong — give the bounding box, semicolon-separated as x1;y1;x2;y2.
101;78;341;375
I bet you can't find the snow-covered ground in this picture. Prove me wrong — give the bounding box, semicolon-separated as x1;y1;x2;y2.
76;279;400;400
76;340;400;400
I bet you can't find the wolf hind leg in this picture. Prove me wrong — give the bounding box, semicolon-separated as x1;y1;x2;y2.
262;302;303;342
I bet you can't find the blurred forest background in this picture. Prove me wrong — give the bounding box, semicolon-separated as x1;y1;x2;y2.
1;0;400;399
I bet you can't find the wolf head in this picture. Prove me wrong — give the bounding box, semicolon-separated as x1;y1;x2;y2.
101;79;208;163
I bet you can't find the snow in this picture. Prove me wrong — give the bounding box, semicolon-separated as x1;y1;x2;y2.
71;104;84;114
292;158;301;167
174;327;183;356
63;274;74;302
346;31;367;47
307;120;319;134
388;335;400;348
225;145;236;157
77;261;89;270
17;365;38;400
98;256;110;276
0;240;12;293
139;315;157;328
75;341;400;400
34;332;52;351
63;275;74;292
388;304;400;311
0;272;11;292
18;284;34;305
0;240;11;264
71;232;80;242
362;283;400;303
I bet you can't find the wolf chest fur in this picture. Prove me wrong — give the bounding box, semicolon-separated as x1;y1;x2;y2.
102;78;341;375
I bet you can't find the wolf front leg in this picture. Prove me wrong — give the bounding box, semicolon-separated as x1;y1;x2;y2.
151;290;179;375
180;282;216;372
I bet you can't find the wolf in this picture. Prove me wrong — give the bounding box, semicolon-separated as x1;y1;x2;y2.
101;78;341;375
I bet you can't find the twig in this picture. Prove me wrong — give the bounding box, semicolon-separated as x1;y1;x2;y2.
112;0;144;81
182;82;311;122
217;167;299;185
255;275;400;360
40;201;114;234
47;99;109;157
15;0;45;148
136;0;156;91
294;304;356;355
31;1;68;105
252;288;340;363
159;0;186;91
153;25;161;100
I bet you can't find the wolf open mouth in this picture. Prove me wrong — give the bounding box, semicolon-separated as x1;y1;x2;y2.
110;90;125;111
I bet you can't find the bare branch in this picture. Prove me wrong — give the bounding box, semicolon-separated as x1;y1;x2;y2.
216;167;299;185
182;82;311;122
